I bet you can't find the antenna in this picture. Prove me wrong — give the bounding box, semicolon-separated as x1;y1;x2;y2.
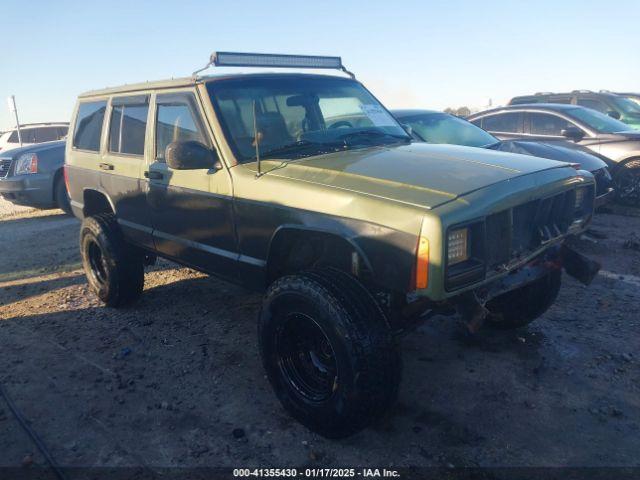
253;99;262;178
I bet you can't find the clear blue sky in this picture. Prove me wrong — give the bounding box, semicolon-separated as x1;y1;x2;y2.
1;0;638;129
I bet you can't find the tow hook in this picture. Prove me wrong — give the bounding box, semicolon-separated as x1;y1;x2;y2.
561;244;601;286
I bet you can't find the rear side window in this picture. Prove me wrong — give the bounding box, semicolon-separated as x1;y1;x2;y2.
108;100;149;156
577;99;608;113
529;113;573;136
155;94;207;161
73;101;107;151
35;127;59;142
480;112;522;133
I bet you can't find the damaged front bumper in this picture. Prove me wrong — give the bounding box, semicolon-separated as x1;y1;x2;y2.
454;242;601;332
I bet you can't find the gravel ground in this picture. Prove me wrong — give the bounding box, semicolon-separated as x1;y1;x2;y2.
0;196;33;217
0;205;639;472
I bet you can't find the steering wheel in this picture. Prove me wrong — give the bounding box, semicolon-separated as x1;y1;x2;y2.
328;120;353;129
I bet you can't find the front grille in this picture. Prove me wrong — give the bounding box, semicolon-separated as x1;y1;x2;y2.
0;158;12;178
486;189;578;273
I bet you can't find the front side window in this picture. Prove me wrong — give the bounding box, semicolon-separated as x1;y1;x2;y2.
529;112;573;136
567;107;632;133
73;101;107;151
207;76;410;163
108;101;149;156
155;95;207;161
480;112;522;133
401;112;498;147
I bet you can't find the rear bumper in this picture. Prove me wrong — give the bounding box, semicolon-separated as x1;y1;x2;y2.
0;174;55;206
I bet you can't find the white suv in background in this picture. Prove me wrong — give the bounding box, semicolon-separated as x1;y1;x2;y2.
0;122;69;153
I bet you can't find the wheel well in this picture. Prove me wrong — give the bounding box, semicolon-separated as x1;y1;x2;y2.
83;189;113;217
266;229;370;285
52;169;63;202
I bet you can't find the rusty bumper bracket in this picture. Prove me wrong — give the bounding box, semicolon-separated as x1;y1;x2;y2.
454;243;600;333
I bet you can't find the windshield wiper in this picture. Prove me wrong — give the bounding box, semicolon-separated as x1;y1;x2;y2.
259;140;343;160
339;129;411;145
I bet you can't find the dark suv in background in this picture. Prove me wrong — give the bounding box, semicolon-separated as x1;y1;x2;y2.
509;90;640;130
467;104;640;206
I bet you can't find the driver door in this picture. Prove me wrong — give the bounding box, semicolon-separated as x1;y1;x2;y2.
146;90;237;280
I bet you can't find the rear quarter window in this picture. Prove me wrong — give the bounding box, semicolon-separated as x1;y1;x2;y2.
73;101;107;151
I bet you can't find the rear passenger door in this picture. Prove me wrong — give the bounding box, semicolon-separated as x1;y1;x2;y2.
146;91;237;280
100;95;154;248
475;112;524;139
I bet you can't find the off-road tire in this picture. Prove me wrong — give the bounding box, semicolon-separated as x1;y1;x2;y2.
614;158;640;207
80;213;144;307
259;267;401;438
485;270;561;329
54;174;72;215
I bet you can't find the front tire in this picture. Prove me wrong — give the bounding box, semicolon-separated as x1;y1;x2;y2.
259;268;401;438
614;159;640;207
80;214;144;307
485;270;561;329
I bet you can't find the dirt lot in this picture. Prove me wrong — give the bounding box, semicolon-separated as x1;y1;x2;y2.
0;203;639;473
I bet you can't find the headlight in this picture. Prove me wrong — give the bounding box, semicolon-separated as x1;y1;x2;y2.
15;153;38;175
447;228;469;265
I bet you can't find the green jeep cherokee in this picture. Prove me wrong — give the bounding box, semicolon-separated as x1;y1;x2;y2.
66;53;598;438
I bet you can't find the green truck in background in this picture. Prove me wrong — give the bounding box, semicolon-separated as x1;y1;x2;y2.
65;52;599;438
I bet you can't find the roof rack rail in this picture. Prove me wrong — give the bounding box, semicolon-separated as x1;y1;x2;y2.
599;89;613;93
571;89;593;94
192;51;355;79
534;92;554;95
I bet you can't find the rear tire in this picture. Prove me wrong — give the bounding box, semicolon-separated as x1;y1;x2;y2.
54;174;72;215
259;268;401;438
485;270;561;329
80;213;144;307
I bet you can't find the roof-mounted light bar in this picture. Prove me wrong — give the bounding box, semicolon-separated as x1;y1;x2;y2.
193;51;355;78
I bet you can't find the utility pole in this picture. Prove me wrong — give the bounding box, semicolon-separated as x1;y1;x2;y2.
7;95;23;147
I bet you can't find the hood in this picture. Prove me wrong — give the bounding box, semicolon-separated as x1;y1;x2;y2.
0;140;65;159
493;140;607;172
267;143;572;209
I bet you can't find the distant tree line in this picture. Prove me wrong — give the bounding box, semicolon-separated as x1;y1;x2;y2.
444;106;471;117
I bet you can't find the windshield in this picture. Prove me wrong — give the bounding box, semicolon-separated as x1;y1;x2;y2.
400;112;497;147
567;107;632;133
611;96;640;115
623;95;640;107
207;76;410;162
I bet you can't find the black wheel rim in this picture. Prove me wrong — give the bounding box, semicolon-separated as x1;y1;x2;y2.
276;312;338;403
87;239;108;285
616;166;640;205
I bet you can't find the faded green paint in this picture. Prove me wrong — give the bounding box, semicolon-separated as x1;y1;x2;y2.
66;74;596;302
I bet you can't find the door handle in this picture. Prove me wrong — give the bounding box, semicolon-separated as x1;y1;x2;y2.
144;171;164;180
99;163;114;171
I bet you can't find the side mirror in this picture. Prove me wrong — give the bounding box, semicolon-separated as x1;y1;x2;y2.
165;141;221;170
607;110;621;120
561;126;585;142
